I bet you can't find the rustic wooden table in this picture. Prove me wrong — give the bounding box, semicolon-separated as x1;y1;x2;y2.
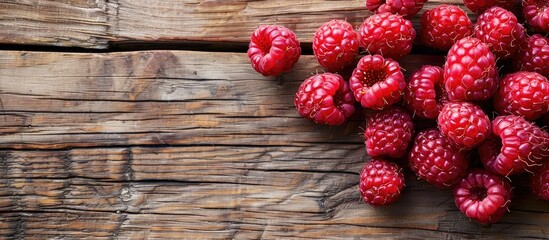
0;0;547;239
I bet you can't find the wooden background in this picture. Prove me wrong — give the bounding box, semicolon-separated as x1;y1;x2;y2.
0;0;547;239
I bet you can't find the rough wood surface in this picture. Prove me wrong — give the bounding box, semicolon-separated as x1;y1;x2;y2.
0;0;111;48
0;50;548;239
0;0;475;49
0;50;441;149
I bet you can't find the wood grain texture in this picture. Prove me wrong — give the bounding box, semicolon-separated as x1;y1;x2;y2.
0;0;111;48
110;0;475;45
0;148;548;239
0;0;476;48
0;50;442;149
0;50;548;239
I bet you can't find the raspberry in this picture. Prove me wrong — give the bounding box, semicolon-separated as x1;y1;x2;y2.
515;34;549;77
454;169;513;224
523;0;549;33
409;129;469;188
404;65;448;119
444;37;499;101
313;20;359;72
349;55;406;110
437;102;491;150
479;115;549;176
364;107;414;158
530;164;549;201
359;159;405;206
474;6;526;60
420;4;474;51
463;0;516;14
478;137;505;173
366;0;427;18
247;25;301;76
294;73;355;126
358;13;416;60
494;71;549;121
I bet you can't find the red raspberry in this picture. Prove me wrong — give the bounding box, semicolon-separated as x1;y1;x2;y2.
358;13;416;60
409;129;469;188
247;25;301;76
366;0;427;18
349;55;406;110
359;159;405;206
515;34;549;77
437;102;491;150
454;169;513;224
479;115;549;176
531;164;549;201
420;4;474;51
444;37;499;101
313;20;359;72
478;137;505;173
404;65;448;119
294;73;355;126
494;71;549;121
523;0;549;33
364;107;414;158
474;6;527;60
463;0;516;13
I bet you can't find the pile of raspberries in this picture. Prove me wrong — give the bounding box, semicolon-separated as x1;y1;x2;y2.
247;0;548;224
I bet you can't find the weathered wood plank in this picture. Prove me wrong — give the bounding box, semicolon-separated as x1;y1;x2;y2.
0;0;111;49
0;146;363;181
0;0;475;48
110;0;474;46
0;50;442;149
0;134;547;239
0;212;124;239
2;205;547;239
0;148;547;239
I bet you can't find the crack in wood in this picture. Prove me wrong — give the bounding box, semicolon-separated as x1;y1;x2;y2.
11;214;24;240
1;152;25;239
123;148;133;181
0;96;7;124
111;213;128;240
0;151;10;176
105;0;120;39
62;151;73;178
